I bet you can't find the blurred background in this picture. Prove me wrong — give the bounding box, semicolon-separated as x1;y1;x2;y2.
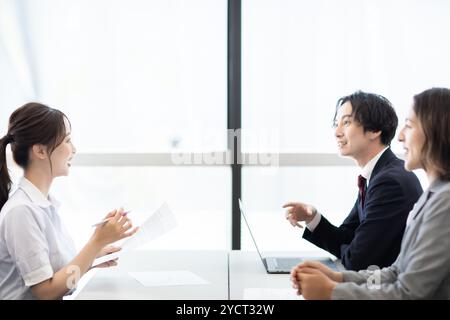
1;0;447;254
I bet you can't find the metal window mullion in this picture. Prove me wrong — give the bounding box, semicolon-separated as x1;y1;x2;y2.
228;0;242;250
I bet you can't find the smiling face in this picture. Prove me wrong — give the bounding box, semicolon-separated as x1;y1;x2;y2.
334;101;375;162
49;117;76;177
398;106;425;172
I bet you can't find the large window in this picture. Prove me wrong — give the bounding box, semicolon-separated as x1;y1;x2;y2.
242;0;450;153
52;167;230;249
1;0;228;250
1;0;448;253
241;0;449;250
1;0;227;152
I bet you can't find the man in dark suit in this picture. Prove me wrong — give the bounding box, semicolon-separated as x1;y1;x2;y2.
283;91;423;271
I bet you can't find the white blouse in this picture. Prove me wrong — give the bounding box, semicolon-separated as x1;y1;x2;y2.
0;178;77;299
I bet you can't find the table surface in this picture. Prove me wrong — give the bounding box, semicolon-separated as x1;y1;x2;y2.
74;249;340;300
75;250;229;300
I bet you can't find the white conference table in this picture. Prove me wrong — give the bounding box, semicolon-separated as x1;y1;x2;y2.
74;249;341;300
229;251;296;300
74;250;229;300
228;250;342;299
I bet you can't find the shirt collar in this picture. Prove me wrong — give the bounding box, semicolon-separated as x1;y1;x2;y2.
361;146;389;182
18;177;61;210
427;178;448;194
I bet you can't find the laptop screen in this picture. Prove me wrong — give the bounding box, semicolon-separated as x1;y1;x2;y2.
238;199;266;265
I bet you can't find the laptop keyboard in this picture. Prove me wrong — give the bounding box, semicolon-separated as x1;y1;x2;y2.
276;258;302;269
274;257;337;270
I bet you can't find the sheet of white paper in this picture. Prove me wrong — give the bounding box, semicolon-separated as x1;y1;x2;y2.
129;271;209;287
91;251;122;266
243;288;304;300
121;202;177;250
92;203;177;266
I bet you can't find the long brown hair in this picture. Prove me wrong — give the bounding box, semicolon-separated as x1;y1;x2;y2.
0;103;70;210
413;88;450;180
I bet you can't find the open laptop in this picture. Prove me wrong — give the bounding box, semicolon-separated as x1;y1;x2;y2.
239;199;337;274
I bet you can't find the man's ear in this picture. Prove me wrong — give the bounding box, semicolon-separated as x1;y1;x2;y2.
367;130;382;141
31;144;48;160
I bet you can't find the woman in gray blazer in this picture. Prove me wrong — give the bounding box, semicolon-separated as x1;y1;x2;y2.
291;87;450;299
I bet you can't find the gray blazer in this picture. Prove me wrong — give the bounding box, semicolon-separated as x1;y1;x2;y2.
332;179;450;299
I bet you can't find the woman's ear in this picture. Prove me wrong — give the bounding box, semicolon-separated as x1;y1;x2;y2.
31;144;48;160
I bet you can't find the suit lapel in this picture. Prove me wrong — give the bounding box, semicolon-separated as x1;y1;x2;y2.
412;191;434;220
401;190;431;250
358;149;396;220
370;148;396;181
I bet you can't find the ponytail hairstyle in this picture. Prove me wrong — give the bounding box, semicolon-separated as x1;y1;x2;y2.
0;103;70;210
0;134;13;212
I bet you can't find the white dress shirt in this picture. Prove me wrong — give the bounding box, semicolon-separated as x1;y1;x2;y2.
306;147;389;232
0;178;77;300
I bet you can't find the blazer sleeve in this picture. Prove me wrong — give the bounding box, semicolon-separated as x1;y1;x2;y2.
304;177;409;271
332;190;450;299
340;264;400;285
302;200;359;261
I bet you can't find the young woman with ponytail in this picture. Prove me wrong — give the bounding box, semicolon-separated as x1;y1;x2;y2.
0;103;138;299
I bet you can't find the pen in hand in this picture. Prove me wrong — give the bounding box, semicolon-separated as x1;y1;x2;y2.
92;210;131;227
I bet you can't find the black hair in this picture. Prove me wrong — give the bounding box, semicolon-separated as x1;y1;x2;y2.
333;90;398;146
0;103;70;210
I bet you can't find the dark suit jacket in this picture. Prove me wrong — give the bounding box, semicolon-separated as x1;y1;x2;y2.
303;148;423;271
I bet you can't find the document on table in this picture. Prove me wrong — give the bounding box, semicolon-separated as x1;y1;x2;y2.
243;288;304;300
92;202;177;266
129;271;209;287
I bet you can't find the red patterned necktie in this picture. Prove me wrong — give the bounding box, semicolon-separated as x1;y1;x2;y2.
358;175;367;207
